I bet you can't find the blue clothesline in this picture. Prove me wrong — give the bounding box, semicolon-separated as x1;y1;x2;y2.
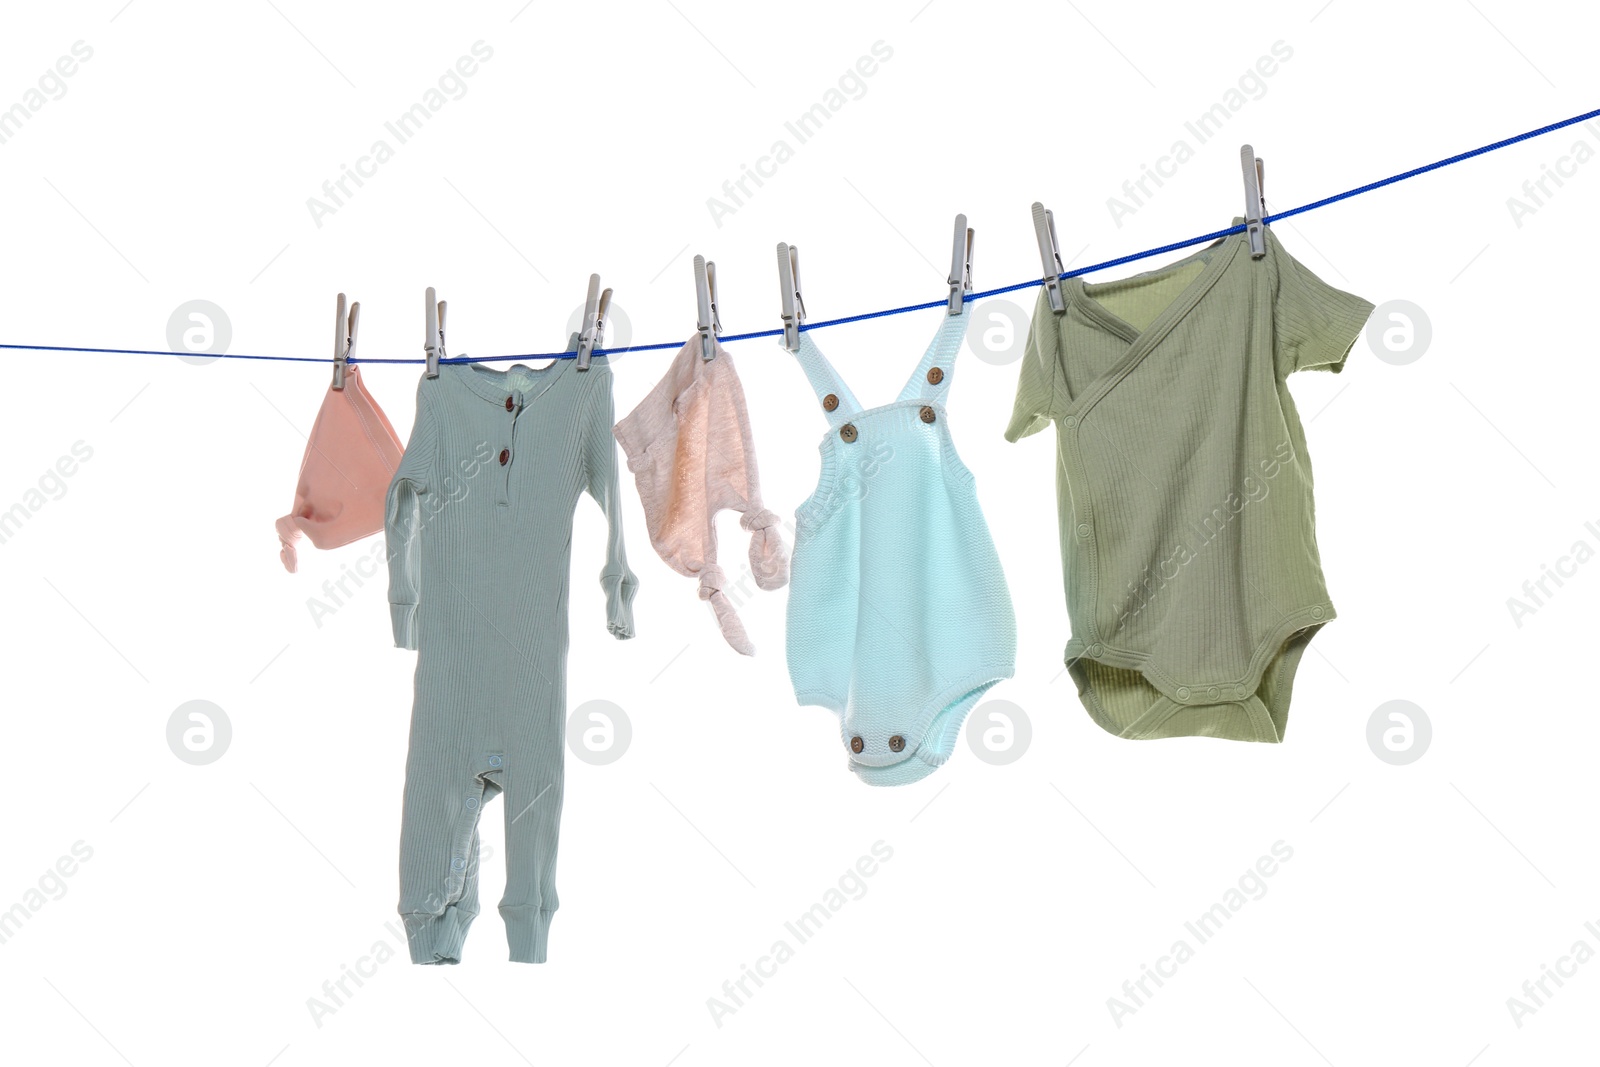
6;104;1598;367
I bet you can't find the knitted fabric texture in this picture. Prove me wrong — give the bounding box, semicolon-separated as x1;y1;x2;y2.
785;305;1016;786
385;353;636;964
276;364;405;573
1006;221;1374;743
613;334;788;655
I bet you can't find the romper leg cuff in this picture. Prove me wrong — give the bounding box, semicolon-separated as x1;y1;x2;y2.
402;906;474;965
501;905;555;964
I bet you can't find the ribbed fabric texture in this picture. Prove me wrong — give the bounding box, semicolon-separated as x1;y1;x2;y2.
1005;221;1373;743
612;334;788;656
786;305;1016;786
384;353;636;964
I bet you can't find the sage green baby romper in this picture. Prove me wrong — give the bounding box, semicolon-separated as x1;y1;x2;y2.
1005;222;1373;742
386;353;636;963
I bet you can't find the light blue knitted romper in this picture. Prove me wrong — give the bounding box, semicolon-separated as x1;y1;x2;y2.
785;305;1016;786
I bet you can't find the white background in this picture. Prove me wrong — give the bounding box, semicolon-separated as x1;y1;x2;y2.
2;1;1597;1064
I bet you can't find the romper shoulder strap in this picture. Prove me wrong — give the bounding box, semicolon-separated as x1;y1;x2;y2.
897;303;969;403
790;331;860;428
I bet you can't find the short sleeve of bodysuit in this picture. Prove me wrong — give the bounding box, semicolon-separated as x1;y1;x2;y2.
1001;220;1376;746
1004;286;1065;441
1270;231;1375;375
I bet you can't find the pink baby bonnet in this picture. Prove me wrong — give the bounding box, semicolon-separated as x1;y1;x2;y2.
613;334;788;654
276;364;405;573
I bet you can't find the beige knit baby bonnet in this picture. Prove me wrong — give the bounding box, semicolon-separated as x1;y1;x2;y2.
613;334;788;654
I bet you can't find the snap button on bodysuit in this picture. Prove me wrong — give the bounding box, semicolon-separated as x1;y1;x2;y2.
1311;606;1325;619
927;366;944;384
1207;686;1219;700
1176;687;1191;701
1088;643;1103;657
451;858;466;871
487;755;503;768
498;449;510;466
822;393;839;411
1076;523;1091;538
1063;415;1076;428
465;796;479;809
850;736;864;754
839;423;858;443
888;735;905;752
919;406;936;424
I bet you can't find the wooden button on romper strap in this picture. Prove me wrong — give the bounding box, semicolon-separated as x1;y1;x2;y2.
926;366;944;384
919;406;936;424
888;735;905;752
822;393;839;411
839;423;858;443
850;736;864;753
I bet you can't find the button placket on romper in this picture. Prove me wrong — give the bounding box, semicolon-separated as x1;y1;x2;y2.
387;353;636;964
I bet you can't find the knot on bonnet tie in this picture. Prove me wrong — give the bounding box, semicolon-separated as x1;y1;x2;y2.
696;563;756;657
610;334;788;656
740;508;790;592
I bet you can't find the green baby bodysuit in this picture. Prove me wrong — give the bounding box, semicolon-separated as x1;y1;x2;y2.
1005;221;1373;742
